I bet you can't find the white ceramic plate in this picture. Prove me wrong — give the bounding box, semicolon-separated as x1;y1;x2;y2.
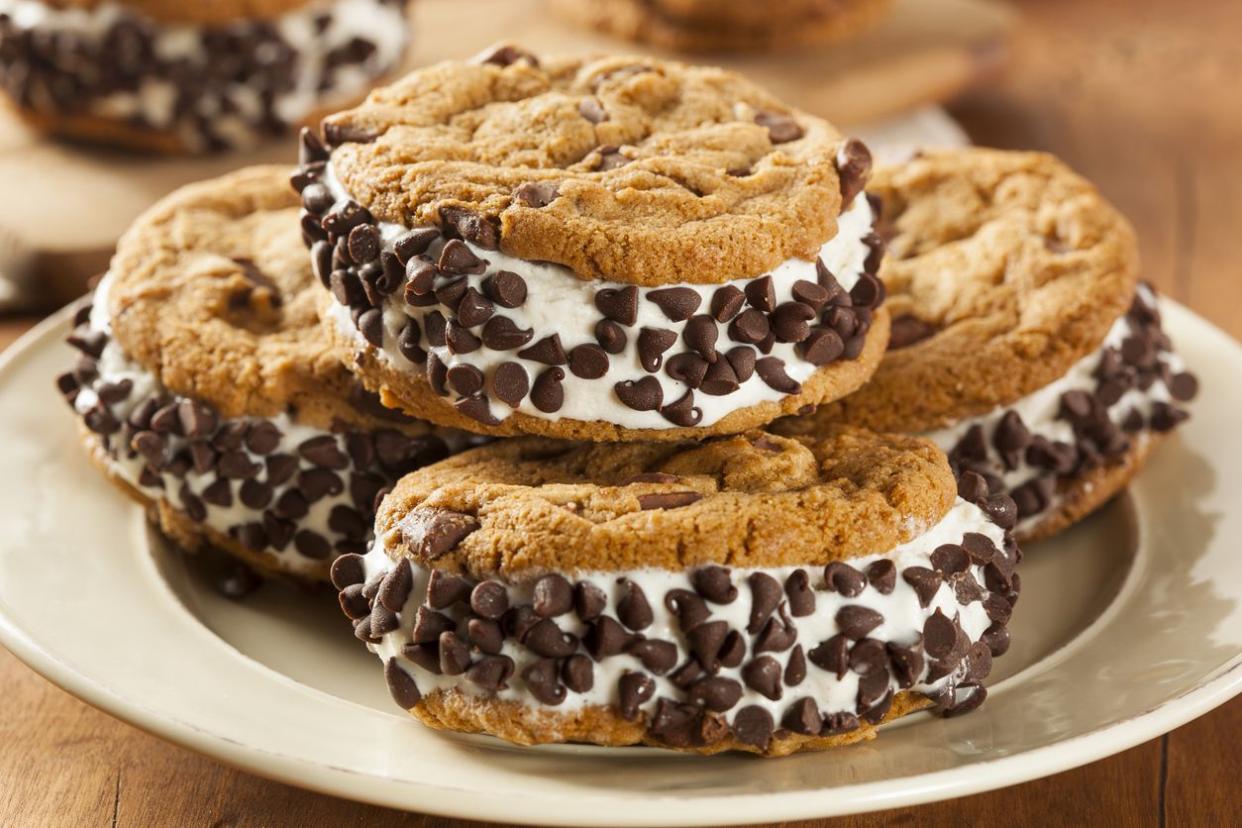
1;297;1239;825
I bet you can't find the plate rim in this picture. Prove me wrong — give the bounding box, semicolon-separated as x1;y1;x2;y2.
2;301;1242;825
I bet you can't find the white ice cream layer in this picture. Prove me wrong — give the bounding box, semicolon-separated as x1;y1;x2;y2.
925;284;1186;531
322;162;877;429
363;498;1005;724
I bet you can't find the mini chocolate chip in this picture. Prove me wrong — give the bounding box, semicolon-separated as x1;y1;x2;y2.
742;656;783;701
338;583;369;619
414;510;481;559
477;43;540;66
530;367;566;413
670;659;706;690
455;288;494;328
239;479;272;509
446;320;482;354
808;634;849;678
781;697;822;735
347;224;380;263
487;362;528;408
532;574;573;617
573;582;607;622
615;376;663;411
982;494;1018;530
465;618;503;655
433;631;469;676
377;559;414;612
683;315;719;362
923;609;958;660
243;421;282;456
824;561;866;597
628;639;678;674
836;605;883;640
618;672;655;720
370;604;400;636
637;328;678;372
568;344;609;379
753;608;797;654
732;706;775;750
514;181;559;208
595;319;628;353
785;569;816;616
790;280;830;311
902;566;942;607
754;357;801;394
440;207;500;251
647;287;701;322
785;644;808;686
836;138;873;207
666;353;708;388
299;468;344;502
481;316;534;350
436;239;484;276
637;491;701;510
447;364;485;397
691;566;737;604
665;589;711;631
889;314;937;350
177;400;217;438
727;308;769;345
526;618;579;657
688;676;743;712
699;359;738;396
427;569;473;609
465;655;514;691
470;581;509;619
747;572;782;634
594;286;639;326
743;276;776;313
393;228;440;264
397;321;426;364
849;273;885;309
584;615;631;660
687;620;729;671
329;554;366;591
217;451;261;479
710;285;746;322
982;623;1011;657
517;334;567;365
617;579;654;631
411;606;457;644
384;659;421;709
755;111;804;143
561;655;595;693
983;593;1013;625
865;559;896;594
294;531;332;559
799;327;845;365
771;302;816;343
298;435;348;469
1169;371;1199;401
931;544;970;575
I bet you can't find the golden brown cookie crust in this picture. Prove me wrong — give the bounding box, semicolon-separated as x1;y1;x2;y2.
792;148;1139;435
411;686;930;756
1020;432;1160;544
376;425;955;578
326;300;890;441
104;166;382;423
44;0;318;25
548;0;894;54
323;52;849;286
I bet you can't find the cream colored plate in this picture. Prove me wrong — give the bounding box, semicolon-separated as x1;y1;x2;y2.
0;298;1238;825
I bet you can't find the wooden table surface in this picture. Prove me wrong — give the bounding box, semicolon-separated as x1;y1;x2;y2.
2;0;1240;823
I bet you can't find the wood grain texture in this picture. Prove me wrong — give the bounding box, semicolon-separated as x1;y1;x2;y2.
1;0;1241;823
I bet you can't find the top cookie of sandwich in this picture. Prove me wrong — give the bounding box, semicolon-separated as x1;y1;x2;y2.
317;47;853;286
104;165;375;423
794;148;1139;433
376;427;955;577
43;0;315;25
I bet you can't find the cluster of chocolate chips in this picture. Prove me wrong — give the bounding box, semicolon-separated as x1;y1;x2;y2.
950;287;1198;522
293;128;885;428
56;308;449;561
0;0;409;150
333;524;1019;752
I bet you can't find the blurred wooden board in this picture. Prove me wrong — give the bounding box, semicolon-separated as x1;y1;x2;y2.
0;0;1012;310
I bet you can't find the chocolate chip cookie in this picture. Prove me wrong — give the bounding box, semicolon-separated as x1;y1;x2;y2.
548;0;894;53
0;0;415;153
297;47;890;440
56;166;472;582
332;428;1020;755
777;149;1198;542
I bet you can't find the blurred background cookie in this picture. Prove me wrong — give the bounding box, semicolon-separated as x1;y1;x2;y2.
0;0;416;153
547;0;894;53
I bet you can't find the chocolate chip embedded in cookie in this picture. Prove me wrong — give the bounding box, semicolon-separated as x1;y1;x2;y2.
0;0;415;153
55;166;474;582
776;149;1198;542
547;0;895;54
298;50;891;440
335;428;1021;756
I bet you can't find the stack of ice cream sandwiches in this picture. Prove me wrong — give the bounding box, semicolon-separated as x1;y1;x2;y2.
58;44;1196;757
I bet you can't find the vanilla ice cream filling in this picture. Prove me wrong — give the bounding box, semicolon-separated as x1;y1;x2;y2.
321;161;880;430
926;285;1190;532
360;498;1014;734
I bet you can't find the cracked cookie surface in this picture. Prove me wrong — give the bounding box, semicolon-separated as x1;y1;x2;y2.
321;51;849;285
